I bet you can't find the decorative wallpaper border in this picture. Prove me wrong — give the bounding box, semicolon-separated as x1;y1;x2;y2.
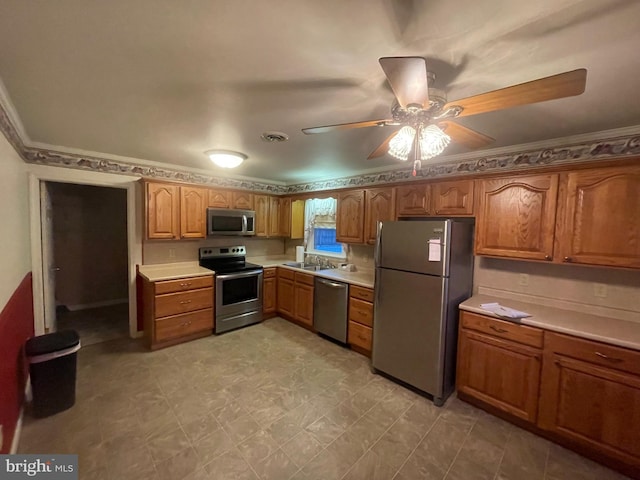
1;99;639;195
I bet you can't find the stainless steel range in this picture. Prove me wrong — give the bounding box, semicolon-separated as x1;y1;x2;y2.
198;246;263;334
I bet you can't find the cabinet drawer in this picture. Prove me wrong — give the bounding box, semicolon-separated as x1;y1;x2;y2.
155;288;213;318
155;275;213;295
263;268;277;278
349;321;372;351
294;272;314;286
461;311;544;348
155;308;214;342
349;298;373;327
545;332;640;376
350;285;374;302
278;268;295;280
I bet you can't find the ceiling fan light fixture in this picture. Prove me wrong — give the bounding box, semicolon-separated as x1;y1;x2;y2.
205;150;247;168
388;126;416;161
418;125;451;160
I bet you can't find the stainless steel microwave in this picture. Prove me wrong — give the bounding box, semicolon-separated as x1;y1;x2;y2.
207;208;256;236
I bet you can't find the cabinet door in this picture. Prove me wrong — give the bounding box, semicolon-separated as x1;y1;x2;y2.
263;276;276;314
269;197;282;237
294;283;314;326
232;191;254;210
475;174;558;261
254;195;270;237
539;334;640;468
208;189;231;208
396;184;431;217
180;186;208;239
336;190;365;244
556;165;640;268
279;197;292;238
290;199;305;239
147;183;180;239
457;329;542;423
277;277;294;317
364;188;396;245
432;179;474;216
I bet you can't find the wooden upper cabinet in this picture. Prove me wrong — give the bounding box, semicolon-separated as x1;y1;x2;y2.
208;189;231;208
396;184;431;217
556;165;640;268
232;191;254;210
180;186;208;239
364;188;396;244
254;195;270;237
269;197;282;237
337;190;366;244
432;179;474;216
290;200;305;239
147;183;180;240
279;197;292;238
475;174;559;261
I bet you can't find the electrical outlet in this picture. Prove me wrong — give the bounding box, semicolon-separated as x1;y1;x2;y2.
518;274;529;287
593;283;608;298
169;248;176;259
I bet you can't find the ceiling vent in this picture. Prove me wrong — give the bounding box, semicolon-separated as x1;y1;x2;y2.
261;131;289;142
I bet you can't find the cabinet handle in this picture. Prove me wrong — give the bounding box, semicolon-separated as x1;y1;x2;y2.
179;300;192;305
489;325;508;334
544;255;552;261
595;351;623;363
563;256;572;263
179;282;192;287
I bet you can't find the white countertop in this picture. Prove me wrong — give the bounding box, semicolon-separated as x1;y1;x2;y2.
248;255;375;289
460;294;640;351
138;262;214;282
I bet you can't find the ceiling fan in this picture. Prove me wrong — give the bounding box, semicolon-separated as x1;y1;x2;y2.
302;57;587;174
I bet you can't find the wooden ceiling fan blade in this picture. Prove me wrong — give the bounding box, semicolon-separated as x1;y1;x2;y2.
368;131;399;159
439;121;494;149
444;69;587;118
379;57;430;108
302;119;390;134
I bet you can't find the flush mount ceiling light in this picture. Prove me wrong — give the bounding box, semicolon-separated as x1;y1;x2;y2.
205;150;247;168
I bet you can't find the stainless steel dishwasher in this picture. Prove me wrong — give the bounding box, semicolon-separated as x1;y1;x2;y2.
313;277;349;343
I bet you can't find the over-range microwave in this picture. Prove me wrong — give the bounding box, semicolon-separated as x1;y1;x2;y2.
207;208;256;236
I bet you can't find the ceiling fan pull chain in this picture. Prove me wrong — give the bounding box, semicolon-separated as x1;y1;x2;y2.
412;159;421;176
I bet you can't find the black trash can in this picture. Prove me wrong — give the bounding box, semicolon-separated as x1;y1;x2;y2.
25;330;81;418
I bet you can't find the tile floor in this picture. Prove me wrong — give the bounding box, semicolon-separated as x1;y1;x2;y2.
57;303;129;346
19;317;631;480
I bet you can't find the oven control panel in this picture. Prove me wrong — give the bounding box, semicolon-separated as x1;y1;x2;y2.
199;245;246;259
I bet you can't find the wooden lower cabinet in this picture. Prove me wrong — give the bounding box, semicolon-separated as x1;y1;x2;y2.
141;274;214;350
263;268;277;317
347;285;374;355
276;269;294;318
538;332;640;474
293;276;314;327
457;322;542;423
458;310;640;478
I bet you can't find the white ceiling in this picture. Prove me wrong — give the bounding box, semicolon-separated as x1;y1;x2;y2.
1;0;639;184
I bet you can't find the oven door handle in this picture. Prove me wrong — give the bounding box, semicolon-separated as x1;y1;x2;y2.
216;269;263;281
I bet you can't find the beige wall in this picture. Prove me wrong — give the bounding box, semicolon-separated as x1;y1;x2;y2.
143;237;285;264
50;183;128;308
0;134;31;308
474;257;640;322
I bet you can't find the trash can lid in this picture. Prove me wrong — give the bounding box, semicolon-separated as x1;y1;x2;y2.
25;330;80;357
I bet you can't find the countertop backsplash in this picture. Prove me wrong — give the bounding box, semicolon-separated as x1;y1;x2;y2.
143;237;285;265
474;256;640;323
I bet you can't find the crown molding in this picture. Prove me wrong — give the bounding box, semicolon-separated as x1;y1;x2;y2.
1;93;639;195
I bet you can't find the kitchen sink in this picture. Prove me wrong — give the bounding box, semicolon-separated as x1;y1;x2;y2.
282;261;330;271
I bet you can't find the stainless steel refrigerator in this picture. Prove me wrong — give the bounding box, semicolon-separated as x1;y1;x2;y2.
372;219;474;406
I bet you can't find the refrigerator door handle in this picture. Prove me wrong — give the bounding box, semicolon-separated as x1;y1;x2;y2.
374;221;383;266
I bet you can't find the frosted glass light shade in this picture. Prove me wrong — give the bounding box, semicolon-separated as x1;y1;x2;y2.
388;126;416;161
418;125;450;160
205;150;247;168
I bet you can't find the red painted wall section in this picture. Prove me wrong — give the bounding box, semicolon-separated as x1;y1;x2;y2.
0;272;34;453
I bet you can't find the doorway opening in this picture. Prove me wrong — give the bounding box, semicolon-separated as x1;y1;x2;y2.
42;181;129;346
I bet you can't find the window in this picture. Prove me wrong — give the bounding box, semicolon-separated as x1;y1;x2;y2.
304;198;346;258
